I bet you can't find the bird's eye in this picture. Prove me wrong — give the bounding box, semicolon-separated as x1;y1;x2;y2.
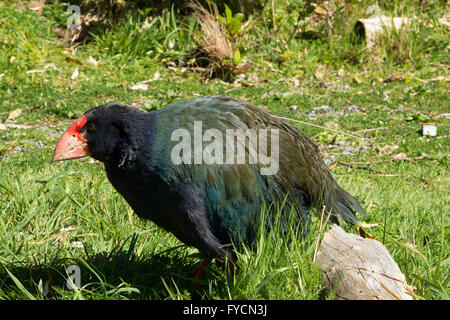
86;123;96;132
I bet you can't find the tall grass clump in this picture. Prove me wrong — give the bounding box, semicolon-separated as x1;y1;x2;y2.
189;1;252;80
375;19;449;69
91;7;196;61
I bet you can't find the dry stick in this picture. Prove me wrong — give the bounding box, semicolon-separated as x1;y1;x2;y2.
330;155;434;170
273;115;364;140
379;279;402;300
313;205;326;264
0;119;73;130
3;114;365;141
271;0;276;32
335;173;399;177
354;126;388;133
356;266;411;300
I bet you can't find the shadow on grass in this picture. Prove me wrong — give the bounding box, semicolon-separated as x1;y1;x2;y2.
0;235;210;299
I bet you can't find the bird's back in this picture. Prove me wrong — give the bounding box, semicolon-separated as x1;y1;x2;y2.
140;96;362;246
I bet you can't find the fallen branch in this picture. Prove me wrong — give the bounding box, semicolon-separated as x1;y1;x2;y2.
334;173;399;177
273;115;364;140
329;155;435;170
0;120;73;131
354;126;388;133
384;74;450;83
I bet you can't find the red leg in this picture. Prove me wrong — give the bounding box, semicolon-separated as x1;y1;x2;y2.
192;259;209;289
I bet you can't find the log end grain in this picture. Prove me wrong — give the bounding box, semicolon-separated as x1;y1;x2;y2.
316;224;415;300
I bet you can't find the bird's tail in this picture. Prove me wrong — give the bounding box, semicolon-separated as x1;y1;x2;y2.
326;183;367;226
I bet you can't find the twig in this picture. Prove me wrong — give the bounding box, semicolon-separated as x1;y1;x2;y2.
313;205;326;264
329;154;437;170
271;0;276;32
354;127;388;133
335;173;399;177
273;115;364;140
329;161;383;170
355;266;416;299
0;120;73;131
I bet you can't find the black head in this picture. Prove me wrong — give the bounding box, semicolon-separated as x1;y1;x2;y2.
53;104;148;167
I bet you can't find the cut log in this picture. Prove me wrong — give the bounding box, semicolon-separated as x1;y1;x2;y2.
354;16;412;48
354;14;449;49
316;224;415;300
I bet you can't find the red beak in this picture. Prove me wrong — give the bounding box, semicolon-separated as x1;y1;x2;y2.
52;115;91;162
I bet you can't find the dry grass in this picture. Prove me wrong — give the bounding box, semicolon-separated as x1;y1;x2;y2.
190;1;236;78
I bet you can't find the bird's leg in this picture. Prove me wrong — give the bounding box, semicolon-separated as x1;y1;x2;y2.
191;256;236;288
192;259;209;289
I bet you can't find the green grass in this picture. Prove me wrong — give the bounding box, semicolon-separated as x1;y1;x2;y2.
0;1;448;300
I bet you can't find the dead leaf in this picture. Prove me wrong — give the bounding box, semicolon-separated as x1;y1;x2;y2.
393;152;410;161
0;120;73;132
359;222;379;228
313;4;328;15
65;56;83;65
27;1;45;15
263;61;277;72
129;72;161;90
130;83;148;91
422;75;450;82
378;144;399;155
0;71;7;79
54;26;66;38
7;108;22;120
433;63;449;70
233;64;251;73
438;12;450;27
26;69;45;74
383;75;404;83
384;74;450;83
71;67;79;80
314;70;325;81
352;75;362;84
242;82;261;87
87;56;99;66
44;63;58;70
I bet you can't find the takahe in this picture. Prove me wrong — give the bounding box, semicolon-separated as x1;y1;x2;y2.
53;95;366;262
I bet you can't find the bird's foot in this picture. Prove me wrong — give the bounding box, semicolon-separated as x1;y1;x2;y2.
191;256;237;289
192;259;209;289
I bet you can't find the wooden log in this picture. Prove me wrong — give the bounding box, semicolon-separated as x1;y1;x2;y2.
316;224;415;300
354;16;412;48
355;14;449;49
